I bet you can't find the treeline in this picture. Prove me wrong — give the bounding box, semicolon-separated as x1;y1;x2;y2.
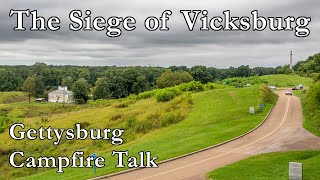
294;53;320;77
0;63;281;103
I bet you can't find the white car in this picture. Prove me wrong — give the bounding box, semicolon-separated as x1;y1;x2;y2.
268;85;277;90
285;90;293;95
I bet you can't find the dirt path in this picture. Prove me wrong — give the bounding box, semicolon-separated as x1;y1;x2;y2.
96;90;320;180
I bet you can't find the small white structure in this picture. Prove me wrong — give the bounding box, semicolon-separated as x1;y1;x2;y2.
48;86;74;103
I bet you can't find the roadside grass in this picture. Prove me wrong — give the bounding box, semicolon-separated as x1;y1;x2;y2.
294;86;320;137
208;150;320;180
0;92;28;104
259;74;313;87
10;86;277;180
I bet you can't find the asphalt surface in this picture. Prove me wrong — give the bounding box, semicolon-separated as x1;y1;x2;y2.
97;90;320;180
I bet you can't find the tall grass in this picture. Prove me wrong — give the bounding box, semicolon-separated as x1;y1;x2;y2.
0;92;193;179
299;82;320;137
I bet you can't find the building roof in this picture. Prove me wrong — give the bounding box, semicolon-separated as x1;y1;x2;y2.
49;86;73;95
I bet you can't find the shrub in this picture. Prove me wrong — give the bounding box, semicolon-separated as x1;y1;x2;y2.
258;84;278;104
155;88;181;102
134;90;158;100
178;81;204;92
204;83;225;90
78;121;90;128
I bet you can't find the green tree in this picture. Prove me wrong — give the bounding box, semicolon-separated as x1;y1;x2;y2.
156;70;193;88
72;78;89;104
232;65;251;77
313;73;320;82
104;70;128;98
93;77;109;100
34;76;45;97
0;68;22;91
133;75;148;94
32;62;48;76
61;76;73;89
190;66;212;84
22;76;36;103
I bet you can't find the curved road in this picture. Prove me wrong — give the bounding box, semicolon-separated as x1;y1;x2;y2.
95;90;320;180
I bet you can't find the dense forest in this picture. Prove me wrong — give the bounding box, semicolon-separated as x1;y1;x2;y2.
0;53;319;103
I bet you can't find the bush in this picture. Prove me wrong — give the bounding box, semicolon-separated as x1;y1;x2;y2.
155;88;181;102
78;121;90;128
178;81;204;92
258;84;278;104
134;90;158;100
204;83;225;90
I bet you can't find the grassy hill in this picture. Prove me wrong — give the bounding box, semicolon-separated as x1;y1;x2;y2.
259;74;313;87
208;151;320;180
0;85;276;180
294;82;320;137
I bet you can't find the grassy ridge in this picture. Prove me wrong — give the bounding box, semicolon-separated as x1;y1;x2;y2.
15;86;275;180
208;151;320;180
259;74;313;87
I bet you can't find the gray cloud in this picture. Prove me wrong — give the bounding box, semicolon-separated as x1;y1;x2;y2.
0;0;319;67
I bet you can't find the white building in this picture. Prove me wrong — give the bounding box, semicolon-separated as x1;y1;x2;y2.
48;86;74;103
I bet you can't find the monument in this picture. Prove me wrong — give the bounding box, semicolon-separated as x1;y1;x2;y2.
289;162;302;180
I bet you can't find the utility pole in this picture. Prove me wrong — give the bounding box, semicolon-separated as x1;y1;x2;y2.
290;50;293;70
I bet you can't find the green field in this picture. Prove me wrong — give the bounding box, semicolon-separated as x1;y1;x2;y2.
0;85;275;180
208;151;320;180
259;74;313;87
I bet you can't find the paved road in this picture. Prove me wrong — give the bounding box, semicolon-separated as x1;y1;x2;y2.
96;90;320;180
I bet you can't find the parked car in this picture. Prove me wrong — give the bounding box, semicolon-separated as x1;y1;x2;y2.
292;84;304;90
268;85;277;90
285;90;293;95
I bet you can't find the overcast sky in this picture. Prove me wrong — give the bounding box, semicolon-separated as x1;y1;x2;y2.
0;0;319;68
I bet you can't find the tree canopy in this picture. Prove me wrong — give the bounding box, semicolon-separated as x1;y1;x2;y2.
156;70;193;88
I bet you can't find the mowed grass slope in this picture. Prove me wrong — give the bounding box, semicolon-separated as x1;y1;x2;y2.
12;86;276;180
259;74;313;87
208;151;320;180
